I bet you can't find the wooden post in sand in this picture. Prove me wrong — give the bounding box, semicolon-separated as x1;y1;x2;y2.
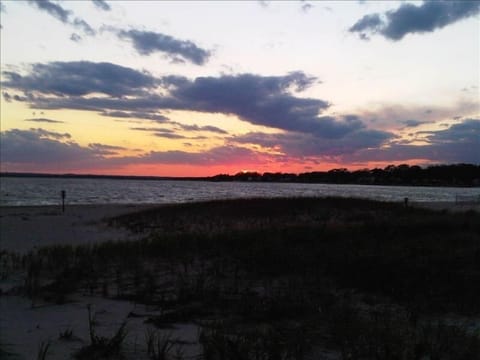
61;190;66;213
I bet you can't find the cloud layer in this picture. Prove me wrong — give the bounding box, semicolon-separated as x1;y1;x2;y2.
2;119;477;172
350;0;480;40
0;128;259;170
117;29;211;65
1;128;93;165
2;60;477;170
92;0;111;12
4;62;384;142
3;62;344;138
24;118;64;124
27;0;96;36
2;61;157;97
347;119;480;164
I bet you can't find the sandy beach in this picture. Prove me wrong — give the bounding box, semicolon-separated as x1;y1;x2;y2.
0;204;157;254
1;201;478;254
1;199;479;359
1;203;200;360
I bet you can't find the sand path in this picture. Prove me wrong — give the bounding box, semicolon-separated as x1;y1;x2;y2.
0;204;156;253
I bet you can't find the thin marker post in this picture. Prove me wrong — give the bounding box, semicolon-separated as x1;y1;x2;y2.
61;190;66;213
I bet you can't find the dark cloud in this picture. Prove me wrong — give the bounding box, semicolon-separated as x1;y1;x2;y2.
167;72;336;136
27;0;70;23
70;33;82;42
3;91;31;102
0;128;90;165
101;110;169;122
349;14;383;40
131;123;227;138
32;128;71;139
172;123;228;135
401;120;427;128
356;101;479;130
136;145;260;165
0;129;133;170
2;61;398;142
25;118;64;124
233;127;393;157
10;61;475;165
300;1;313;13
199;125;228;134
350;1;480;41
130;127;174;133
92;0;111;11
27;0;96;36
28;94;180;113
348;119;480;164
1;127;261;170
426;118;480;145
3;62;347;138
383;1;480;40
73;18;95;36
88;143;125;155
2;120;477;171
117;29;211;65
2;61;157;97
153;132;187;139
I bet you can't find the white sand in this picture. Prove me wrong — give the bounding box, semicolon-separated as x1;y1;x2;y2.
0;204;155;253
1;295;200;360
1;201;478;359
0;204;201;359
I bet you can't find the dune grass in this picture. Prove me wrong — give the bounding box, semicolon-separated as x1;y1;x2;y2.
6;197;480;359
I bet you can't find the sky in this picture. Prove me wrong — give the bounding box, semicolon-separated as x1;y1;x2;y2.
0;0;479;176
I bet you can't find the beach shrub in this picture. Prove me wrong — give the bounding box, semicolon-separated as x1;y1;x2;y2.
74;305;128;360
145;329;178;360
36;341;51;360
199;322;309;360
11;197;480;358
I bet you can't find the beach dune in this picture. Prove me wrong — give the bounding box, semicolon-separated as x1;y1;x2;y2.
1;201;477;254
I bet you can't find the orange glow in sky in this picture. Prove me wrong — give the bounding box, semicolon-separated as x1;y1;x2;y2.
1;1;478;176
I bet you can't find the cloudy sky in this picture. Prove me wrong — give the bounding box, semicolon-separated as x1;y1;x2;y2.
1;0;479;176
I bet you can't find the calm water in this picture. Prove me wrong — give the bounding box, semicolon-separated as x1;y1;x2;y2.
1;177;479;206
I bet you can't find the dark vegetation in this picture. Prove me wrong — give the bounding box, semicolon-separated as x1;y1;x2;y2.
73;305;128;360
3;163;480;187
2;197;480;358
212;163;480;187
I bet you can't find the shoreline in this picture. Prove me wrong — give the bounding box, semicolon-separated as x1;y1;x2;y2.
2;199;478;210
1;200;478;254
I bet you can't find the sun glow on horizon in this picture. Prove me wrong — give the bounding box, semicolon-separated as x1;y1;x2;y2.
1;1;478;176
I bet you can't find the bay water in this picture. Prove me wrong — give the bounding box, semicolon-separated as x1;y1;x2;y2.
1;176;479;206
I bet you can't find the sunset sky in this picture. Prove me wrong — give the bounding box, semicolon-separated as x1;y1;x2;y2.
0;0;479;176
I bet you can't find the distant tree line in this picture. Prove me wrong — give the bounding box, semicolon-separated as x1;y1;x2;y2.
210;164;480;187
3;163;480;187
